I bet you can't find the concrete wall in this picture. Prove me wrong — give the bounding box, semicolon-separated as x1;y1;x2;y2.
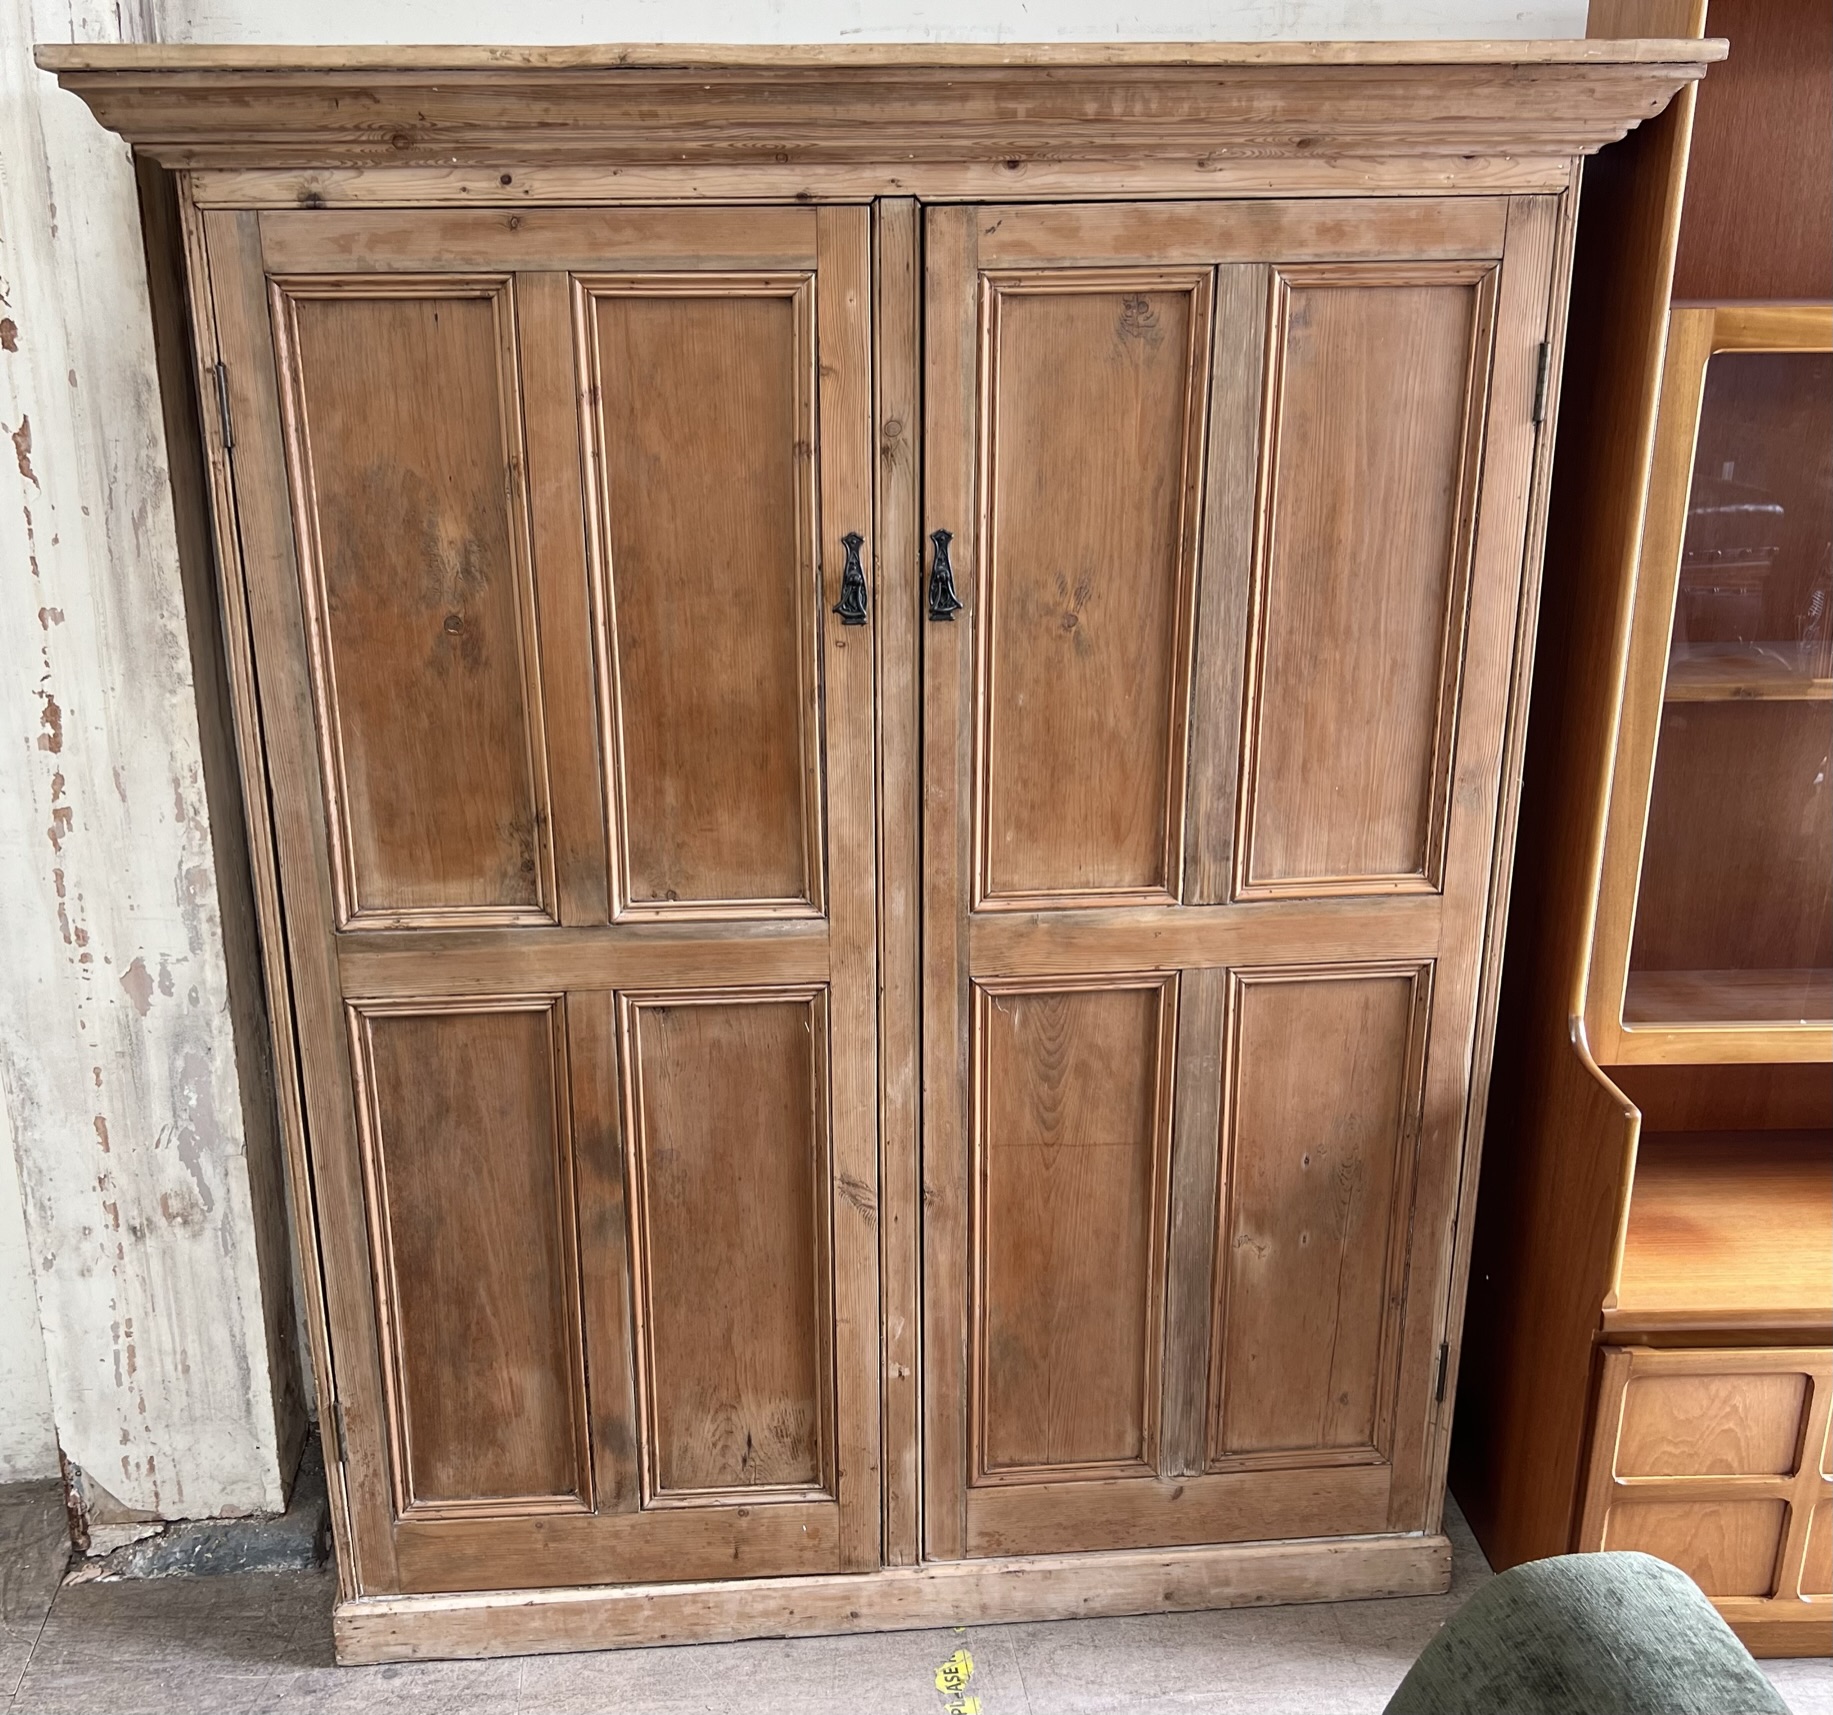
3;0;1584;1505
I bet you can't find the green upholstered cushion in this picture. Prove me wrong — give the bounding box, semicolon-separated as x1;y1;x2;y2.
1382;1552;1791;1715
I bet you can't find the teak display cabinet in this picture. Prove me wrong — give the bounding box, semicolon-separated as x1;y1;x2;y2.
40;40;1713;1663
1453;0;1831;1661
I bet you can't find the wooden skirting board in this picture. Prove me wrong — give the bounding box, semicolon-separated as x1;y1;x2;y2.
333;1532;1451;1664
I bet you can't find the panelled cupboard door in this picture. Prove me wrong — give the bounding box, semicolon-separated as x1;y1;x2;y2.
921;197;1562;1560
203;205;880;1595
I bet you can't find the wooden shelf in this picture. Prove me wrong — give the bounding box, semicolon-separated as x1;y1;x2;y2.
1623;965;1833;1026
1609;1128;1833;1334
1664;642;1833;701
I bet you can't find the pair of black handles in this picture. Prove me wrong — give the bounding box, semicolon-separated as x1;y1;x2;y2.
831;529;964;627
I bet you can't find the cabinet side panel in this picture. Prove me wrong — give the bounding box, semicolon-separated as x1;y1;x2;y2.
1210;969;1425;1461
354;1001;587;1512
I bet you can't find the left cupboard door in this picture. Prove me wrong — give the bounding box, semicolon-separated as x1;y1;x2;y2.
199;207;880;1595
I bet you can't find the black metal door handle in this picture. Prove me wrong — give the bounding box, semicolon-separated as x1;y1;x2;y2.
928;528;964;622
833;531;868;625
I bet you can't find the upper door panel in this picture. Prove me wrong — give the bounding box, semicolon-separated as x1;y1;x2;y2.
976;270;1211;910
1239;262;1496;899
271;275;553;930
580;276;825;920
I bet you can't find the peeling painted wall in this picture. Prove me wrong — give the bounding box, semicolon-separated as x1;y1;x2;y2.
0;1095;57;1481
0;0;297;1526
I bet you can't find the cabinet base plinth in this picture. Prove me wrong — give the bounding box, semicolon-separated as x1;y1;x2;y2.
333;1531;1452;1663
1725;1613;1833;1660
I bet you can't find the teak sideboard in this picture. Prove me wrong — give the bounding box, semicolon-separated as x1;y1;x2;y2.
40;40;1714;1662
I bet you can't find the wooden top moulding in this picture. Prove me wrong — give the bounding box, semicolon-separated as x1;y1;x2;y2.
35;40;1723;199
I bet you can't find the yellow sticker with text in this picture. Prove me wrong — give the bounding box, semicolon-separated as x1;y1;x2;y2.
935;1646;974;1695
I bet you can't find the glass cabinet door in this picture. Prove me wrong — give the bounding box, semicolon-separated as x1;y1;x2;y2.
1626;345;1833;1029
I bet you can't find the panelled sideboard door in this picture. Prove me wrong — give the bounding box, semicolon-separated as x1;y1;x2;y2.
920;197;1562;1560
204;206;880;1594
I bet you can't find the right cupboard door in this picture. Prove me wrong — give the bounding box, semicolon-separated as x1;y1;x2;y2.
921;197;1562;1559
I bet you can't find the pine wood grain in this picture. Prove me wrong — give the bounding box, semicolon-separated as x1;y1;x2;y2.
204;207;404;1593
203;203;884;1601
1238;263;1492;896
334;1529;1452;1663
352;1001;588;1514
1209;970;1424;1462
37;46;1720;194
974;981;1172;1483
873;198;923;1568
624;995;831;1500
813;204;884;1574
38;40;1726;70
975;269;1207;908
140;40;1697;1654
584;279;821;917
273;280;553;928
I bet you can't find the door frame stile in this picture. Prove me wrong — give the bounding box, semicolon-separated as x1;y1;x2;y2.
197;205;401;1592
1427;176;1585;1520
175;181;359;1598
920;203;980;1563
874;197;925;1568
814;205;886;1573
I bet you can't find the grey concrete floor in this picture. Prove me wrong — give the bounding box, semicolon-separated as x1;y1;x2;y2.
2;1482;1828;1714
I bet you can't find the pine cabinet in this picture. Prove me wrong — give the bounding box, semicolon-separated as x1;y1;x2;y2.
42;38;1712;1662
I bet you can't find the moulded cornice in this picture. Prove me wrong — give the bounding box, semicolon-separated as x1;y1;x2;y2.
34;40;1723;190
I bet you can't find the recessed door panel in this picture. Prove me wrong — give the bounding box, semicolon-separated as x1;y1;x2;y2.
1239;265;1496;897
623;991;833;1503
1208;968;1428;1463
1806;1503;1832;1596
352;1000;587;1515
1617;1370;1810;1478
274;280;552;929
582;281;823;920
977;272;1210;908
1604;1500;1788;1598
973;979;1173;1482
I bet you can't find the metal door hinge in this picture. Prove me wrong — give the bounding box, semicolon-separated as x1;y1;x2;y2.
1434;1341;1451;1404
1531;341;1552;426
212;360;235;451
326;1400;347;1465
